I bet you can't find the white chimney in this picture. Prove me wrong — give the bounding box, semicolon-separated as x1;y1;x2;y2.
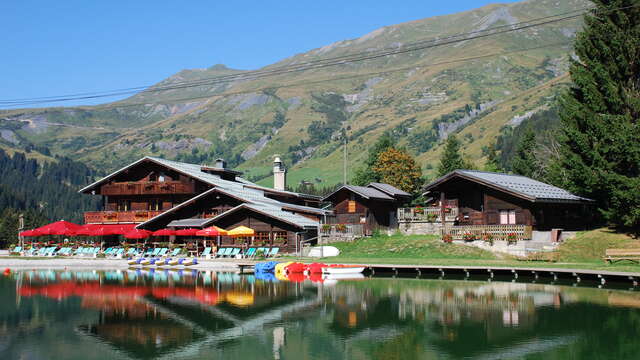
273;156;286;191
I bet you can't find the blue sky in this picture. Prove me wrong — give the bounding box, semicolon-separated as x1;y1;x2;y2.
0;0;519;108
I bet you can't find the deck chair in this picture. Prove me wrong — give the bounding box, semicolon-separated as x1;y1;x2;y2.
268;248;279;258
73;247;84;256
125;248;136;256
144;248;154;256
200;247;212;257
157;248;169;257
244;248;256;258
170;248;181;257
104;247;114;255
215;248;229;258
11;246;22;254
151;248;162;256
228;248;241;258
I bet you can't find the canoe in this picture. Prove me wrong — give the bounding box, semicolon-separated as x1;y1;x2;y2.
308;246;340;258
322;266;365;275
323;273;365;280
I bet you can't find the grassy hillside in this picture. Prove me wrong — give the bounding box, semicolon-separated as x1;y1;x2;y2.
0;0;589;185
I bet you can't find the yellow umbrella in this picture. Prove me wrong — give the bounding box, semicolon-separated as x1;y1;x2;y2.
227;226;255;237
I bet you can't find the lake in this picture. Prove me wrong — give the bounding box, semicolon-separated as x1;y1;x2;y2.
1;269;640;359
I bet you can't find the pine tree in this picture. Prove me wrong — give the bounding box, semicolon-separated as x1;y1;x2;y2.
351;134;395;185
511;127;539;178
437;135;470;176
484;142;502;172
555;0;640;230
372;147;423;194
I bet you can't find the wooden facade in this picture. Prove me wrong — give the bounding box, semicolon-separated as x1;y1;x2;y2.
80;157;323;253
323;184;411;236
424;171;593;232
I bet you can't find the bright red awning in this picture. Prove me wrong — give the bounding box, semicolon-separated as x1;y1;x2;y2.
123;229;151;239
152;228;176;236
34;221;82;236
175;228;199;236
19;229;41;237
82;224;136;236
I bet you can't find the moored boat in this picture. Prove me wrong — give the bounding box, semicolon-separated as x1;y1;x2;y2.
321;265;365;275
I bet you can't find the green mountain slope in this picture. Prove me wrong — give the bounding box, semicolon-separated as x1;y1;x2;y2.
0;0;587;186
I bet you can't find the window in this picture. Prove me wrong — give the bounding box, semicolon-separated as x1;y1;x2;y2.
255;232;270;245
148;199;161;211
347;200;356;213
499;210;516;225
117;199;131;211
273;231;288;245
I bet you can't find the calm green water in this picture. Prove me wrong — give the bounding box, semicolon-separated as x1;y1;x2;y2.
2;269;640;359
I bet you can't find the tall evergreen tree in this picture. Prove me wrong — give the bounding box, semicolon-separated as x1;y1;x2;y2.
352;134;395;185
555;0;640;230
484;142;503;172
437;135;470;176
511;127;539;178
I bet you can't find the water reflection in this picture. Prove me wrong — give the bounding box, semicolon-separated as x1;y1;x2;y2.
2;269;640;359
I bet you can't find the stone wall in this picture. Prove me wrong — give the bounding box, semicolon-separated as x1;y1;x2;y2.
398;221;443;235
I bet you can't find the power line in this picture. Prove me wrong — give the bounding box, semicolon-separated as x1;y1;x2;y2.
3;4;635;108
0;7;592;107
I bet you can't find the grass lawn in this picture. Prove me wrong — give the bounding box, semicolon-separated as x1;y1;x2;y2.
286;228;640;274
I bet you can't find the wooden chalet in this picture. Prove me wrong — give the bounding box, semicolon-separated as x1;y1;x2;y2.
323;183;412;236
80;156;326;252
418;170;593;240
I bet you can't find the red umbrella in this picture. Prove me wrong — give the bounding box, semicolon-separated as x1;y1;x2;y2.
19;229;41;237
74;224;100;236
123;229;151;239
175;228;199;236
195;226;227;237
152;228;176;236
34;221;82;236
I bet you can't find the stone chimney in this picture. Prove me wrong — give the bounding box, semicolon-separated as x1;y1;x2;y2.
273;156;286;191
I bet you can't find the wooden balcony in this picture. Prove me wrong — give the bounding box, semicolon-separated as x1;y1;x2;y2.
84;210;164;224
398;207;458;222
100;181;195;196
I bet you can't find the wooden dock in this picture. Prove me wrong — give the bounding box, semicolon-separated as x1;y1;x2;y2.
237;262;640;286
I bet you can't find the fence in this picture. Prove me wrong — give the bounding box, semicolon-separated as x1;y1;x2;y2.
397;207;458;222
444;224;532;241
319;224;364;239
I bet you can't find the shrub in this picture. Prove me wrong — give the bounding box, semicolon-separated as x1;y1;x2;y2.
482;233;494;245
426;213;439;222
442;234;453;243
506;233;517;245
321;224;332;233
335;224;347;233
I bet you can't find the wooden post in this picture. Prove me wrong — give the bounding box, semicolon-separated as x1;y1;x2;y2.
440;192;446;237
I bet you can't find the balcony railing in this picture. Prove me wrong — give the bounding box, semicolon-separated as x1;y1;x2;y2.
445;224;532;241
398;207;458;222
84;210;164;224
100;181;194;196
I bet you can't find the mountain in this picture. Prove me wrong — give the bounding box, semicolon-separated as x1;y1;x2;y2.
0;0;588;187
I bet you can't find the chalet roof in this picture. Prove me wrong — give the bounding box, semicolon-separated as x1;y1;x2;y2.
79;156;321;201
425;170;593;203
166;218;210;228
323;185;395;201
367;182;411;198
202;203;319;229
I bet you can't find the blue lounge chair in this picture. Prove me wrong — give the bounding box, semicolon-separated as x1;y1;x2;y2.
170;248;181;257
104;247;114;255
268;248;279;258
200;247;212;257
11;246;22;254
215;248;229;258
151;248;161;256
228;248;241;258
244;248;256;258
144;248;154;256
157;248;168;257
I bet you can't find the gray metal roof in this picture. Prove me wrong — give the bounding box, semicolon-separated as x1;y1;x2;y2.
166;219;209;228
427;170;593;203
324;185;394;201
202;203;319;229
368;182;412;197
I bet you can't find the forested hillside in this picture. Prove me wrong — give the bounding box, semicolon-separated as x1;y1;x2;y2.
0;150;101;247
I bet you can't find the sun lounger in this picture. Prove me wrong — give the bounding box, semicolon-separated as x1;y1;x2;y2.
267;248;279;257
170;248;181;257
151;248;161;256
157;248;169;257
216;248;229;258
144;248;154;256
104;247;114;255
11;246;22;254
200;247;212;258
125;248;136;256
228;248;241;258
244;248;256;258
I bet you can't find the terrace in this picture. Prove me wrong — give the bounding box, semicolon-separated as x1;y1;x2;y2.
84;210;164;224
100;181;195;196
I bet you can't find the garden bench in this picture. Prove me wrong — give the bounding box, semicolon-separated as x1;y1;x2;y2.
604;249;640;264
